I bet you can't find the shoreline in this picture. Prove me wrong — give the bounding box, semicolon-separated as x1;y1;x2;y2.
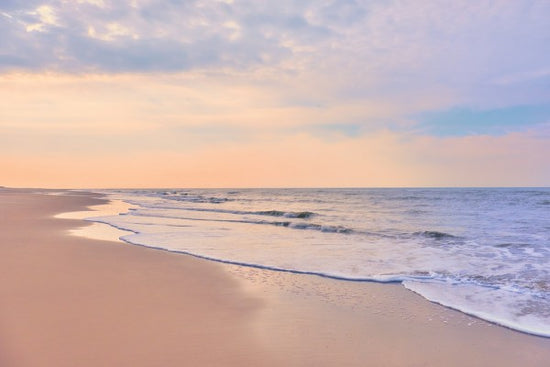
1;189;549;366
71;191;550;339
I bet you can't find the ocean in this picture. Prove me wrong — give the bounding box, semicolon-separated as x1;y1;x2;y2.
89;188;549;337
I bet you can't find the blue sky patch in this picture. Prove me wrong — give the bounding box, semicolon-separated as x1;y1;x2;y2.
414;104;550;137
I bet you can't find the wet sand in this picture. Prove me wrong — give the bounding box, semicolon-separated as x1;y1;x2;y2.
1;189;549;366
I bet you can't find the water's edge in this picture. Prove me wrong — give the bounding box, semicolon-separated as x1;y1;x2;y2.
70;190;550;339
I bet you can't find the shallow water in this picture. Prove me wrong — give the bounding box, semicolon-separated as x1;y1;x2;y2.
89;188;550;337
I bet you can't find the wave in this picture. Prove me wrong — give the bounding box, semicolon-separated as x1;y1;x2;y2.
287;222;353;233
495;243;532;248
120;211;355;235
414;230;457;239
256;210;315;218
128;204;318;220
159;192;233;204
124;210;467;238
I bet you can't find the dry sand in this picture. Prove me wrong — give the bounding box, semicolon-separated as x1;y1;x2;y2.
0;190;274;366
1;189;549;366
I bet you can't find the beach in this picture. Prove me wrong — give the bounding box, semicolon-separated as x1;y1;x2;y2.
1;189;549;366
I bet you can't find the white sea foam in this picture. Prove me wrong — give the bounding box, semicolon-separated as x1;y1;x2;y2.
403;280;550;337
56;200;136;242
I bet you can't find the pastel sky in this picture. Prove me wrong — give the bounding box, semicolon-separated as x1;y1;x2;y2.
1;0;549;188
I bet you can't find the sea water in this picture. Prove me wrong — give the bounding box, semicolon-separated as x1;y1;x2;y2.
88;188;550;337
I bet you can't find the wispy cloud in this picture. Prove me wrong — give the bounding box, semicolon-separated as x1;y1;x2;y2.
1;1;548;114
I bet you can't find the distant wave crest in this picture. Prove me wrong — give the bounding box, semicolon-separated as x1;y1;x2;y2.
256;210;315;218
414;230;457;239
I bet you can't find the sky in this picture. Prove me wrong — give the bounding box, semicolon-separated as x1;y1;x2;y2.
0;0;549;188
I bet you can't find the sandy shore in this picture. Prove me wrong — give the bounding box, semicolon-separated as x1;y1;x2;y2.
0;190;275;366
1;189;549;366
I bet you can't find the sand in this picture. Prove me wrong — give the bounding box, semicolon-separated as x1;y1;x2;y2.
1;189;549;366
0;190;274;366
